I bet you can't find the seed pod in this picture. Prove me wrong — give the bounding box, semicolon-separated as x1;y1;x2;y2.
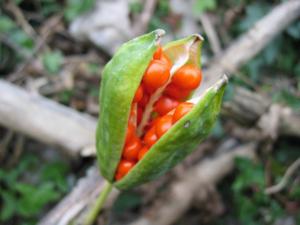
96;29;228;190
96;30;163;182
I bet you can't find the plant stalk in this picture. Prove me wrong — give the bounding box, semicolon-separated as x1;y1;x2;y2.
83;181;113;225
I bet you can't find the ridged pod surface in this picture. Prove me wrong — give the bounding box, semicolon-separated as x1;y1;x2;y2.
96;29;227;190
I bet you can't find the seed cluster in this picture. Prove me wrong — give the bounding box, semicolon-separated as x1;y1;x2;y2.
115;47;202;181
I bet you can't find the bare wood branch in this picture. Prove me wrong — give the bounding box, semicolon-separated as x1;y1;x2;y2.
197;0;300;93
223;87;300;138
0;0;299;159
39;139;216;224
199;13;221;55
128;143;257;225
132;0;158;36
0;80;96;158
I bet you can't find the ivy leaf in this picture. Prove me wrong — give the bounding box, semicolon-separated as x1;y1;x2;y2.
64;0;96;22
238;3;269;32
287;21;300;39
193;0;216;14
15;183;60;217
113;191;142;214
42;50;64;74
0;192;16;221
0;15;16;33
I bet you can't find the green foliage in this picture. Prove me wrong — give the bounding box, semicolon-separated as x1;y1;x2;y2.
211;118;224;138
238;2;270;32
58;90;74;104
231;157;284;225
193;0;217;14
286;20;300;39
223;144;300;225
42;50;64;74
87;63;101;76
0;154;70;224
64;0;96;22
129;0;143;13
40;0;61;17
0;15;34;56
112;191;142;214
148;0;171;32
232;2;299;112
273;89;300;110
0;15;16;32
233;158;265;192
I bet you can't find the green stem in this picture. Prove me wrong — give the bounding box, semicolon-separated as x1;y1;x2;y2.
83;181;113;225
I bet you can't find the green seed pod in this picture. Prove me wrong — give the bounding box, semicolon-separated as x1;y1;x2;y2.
96;29;227;190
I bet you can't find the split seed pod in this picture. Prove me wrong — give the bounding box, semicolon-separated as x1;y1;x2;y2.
96;29;227;190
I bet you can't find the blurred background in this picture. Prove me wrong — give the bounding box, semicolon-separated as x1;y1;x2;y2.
0;0;299;225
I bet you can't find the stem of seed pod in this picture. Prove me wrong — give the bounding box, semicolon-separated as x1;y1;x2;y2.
83;181;113;225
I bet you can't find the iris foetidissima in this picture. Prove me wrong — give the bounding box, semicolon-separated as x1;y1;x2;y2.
84;29;228;225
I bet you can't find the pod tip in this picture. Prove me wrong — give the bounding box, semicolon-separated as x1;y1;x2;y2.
192;33;205;41
214;74;228;92
155;29;166;38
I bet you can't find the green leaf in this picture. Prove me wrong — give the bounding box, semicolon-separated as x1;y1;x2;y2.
232;157;265;192
41;161;69;192
273;90;300;110
290;186;300;199
113;191;142;213
263;37;282;65
87;63;101;75
287;21;300;39
64;0;96;22
129;1;143;13
16;183;60;217
58;90;73;104
193;0;216;14
0;192;16;221
238;2;270;32
211;118;224;138
42;50;64;74
10;30;34;51
0;15;16;33
14;0;24;5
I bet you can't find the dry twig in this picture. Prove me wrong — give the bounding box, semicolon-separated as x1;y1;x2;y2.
199;13;221;55
5;1;37;39
9;14;63;82
132;0;158;36
265;157;300;195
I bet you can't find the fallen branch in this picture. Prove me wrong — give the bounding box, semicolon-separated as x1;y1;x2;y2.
199;12;221;55
38;166;119;225
0;0;299;159
0;80;96;159
38;139;216;224
128;143;257;225
223;87;300;138
197;0;300;93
